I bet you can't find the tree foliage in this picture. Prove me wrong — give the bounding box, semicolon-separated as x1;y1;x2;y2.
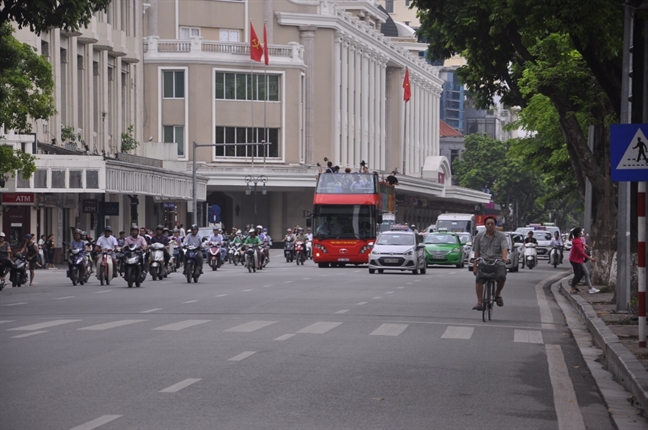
0;144;36;180
0;0;110;35
0;22;55;133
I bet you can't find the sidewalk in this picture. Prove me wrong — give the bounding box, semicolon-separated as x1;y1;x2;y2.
556;275;648;413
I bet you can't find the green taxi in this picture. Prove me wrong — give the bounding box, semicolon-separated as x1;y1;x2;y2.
423;232;465;268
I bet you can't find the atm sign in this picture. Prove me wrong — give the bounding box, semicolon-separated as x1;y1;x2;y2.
1;193;34;205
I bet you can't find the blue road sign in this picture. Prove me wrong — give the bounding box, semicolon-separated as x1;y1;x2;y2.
610;124;648;182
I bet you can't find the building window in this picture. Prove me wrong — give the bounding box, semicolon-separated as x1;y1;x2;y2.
69;170;83;188
164;125;185;157
405;0;410;6
86;170;99;188
219;30;239;42
163;70;185;98
180;27;201;39
34;170;47;188
52;170;65;188
214;127;279;158
215;72;280;101
386;0;394;13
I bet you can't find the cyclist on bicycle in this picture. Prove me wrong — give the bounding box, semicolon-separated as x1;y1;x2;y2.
472;216;508;311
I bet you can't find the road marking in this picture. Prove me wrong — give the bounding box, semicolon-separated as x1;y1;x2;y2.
242;289;253;292
70;415;122;430
335;310;350;314
159;378;201;393
448;272;456;275
385;291;394;294
261;285;272;288
152;320;211;331
284;281;293;284
303;278;311;280
353;270;361;273
413;279;421;282
370;323;408;336
228;351;257;361
546;344;586;429
182;300;198;303
55;296;74;300
78;320;147;331
397;287;405;289
0;320;15;324
297;322;342;334
95;290;111;294
536;279;556;330
441;326;474;340
215;294;228;297
8;320;81;331
356;302;368;305
141;308;162;313
3;302;27;307
514;329;544;344
225;320;277;333
372;296;382;300
390;319;553;331
275;334;294;341
406;282;413;285
11;330;48;339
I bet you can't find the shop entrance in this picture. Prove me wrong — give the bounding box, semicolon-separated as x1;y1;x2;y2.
3;206;31;248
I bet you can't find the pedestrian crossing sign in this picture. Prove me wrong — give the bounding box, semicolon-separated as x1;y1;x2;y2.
610;124;648;182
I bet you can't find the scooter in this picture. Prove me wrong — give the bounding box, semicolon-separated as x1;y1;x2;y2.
295;241;306;266
66;247;91;286
229;243;242;266
549;246;563;268
10;253;28;288
207;241;222;271
149;242;166;281
167;242;176;273
97;249;114;286
244;245;259;273
183;245;202;283
306;241;313;259
122;244;144;288
284;238;295;263
523;243;537;269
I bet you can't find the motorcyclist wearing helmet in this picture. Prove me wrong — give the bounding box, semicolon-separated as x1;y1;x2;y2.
95;226;118;278
207;227;225;262
244;228;262;247
295;227;309;244
284;228;295;242
124;226;148;274
182;224;204;272
150;225;171;269
232;230;244;245
306;228;313;242
69;230;90;277
117;231;126;247
260;227;272;265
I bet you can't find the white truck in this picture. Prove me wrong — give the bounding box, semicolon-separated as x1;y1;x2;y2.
436;213;477;236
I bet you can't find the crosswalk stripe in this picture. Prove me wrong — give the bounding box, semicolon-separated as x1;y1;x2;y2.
215;294;228;297
370;323;409;336
182;300;198;304
159;378;201;393
275;334;294;341
0;320;15;324
356;302;368;305
297;322;342;334
514;329;544;344
152;320;211;331
7;320;81;331
70;414;122;430
11;330;48;339
78;320;147;331
140;308;162;313
441;326;474;340
225;321;277;333
335;310;350;314
228;351;257;361
3;302;27;307
55;296;74;300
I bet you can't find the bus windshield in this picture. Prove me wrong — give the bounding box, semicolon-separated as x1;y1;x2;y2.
313;205;376;239
315;173;377;194
437;220;472;233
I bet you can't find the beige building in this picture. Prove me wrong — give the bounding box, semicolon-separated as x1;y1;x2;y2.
143;0;489;234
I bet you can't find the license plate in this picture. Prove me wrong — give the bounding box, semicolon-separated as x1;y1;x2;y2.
384;258;399;263
337;258;350;262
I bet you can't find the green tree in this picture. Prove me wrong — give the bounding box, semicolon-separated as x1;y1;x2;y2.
0;144;36;181
0;0;111;35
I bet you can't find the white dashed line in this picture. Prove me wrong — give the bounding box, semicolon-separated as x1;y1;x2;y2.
275;334;294;341
372;296;382;300
335;310;350;314
3;302;27;307
8;320;81;331
0;320;15;324
55;296;74;300
140;308;162;313
284;281;293;284
514;330;544;344
182;300;198;304
370;324;409;336
78;320;147;331
225;321;277;333
242;289;253;292
152;320;211;331
11;330;48;339
160;378;201;393
95;290;111;294
385;291;394;294
356;302;368;305
70;414;122;430
297;322;342;334
215;294;228;297
228;351;257;361
397;286;405;289
441;326;474;340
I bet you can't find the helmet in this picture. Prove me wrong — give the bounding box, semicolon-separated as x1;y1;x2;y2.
287;228;292;232
119;231;125;235
236;229;242;235
191;224;199;230
256;225;263;230
213;226;218;230
298;227;304;232
156;225;164;231
74;230;81;236
81;231;87;236
0;232;4;237
25;234;33;240
104;226;112;232
262;228;268;232
131;226;139;231
249;229;256;234
307;228;312;232
410;224;416;229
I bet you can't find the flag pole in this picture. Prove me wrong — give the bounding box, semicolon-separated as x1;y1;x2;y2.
263;20;268;168
402;101;407;175
250;21;255;169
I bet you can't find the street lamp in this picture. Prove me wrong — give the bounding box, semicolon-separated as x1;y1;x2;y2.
244;175;268;227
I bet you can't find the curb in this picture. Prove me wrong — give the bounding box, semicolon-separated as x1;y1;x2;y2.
557;277;648;412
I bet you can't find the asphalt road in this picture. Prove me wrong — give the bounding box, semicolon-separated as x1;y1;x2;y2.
0;256;618;430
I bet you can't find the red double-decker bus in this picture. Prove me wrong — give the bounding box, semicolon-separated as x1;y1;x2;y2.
310;172;384;267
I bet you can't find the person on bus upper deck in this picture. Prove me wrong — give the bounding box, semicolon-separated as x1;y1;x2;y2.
385;171;399;186
325;161;333;173
359;160;369;173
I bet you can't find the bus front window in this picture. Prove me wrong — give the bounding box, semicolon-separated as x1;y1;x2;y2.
313;205;375;239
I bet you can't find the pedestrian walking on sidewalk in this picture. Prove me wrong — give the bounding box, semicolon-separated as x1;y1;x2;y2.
568;227;599;294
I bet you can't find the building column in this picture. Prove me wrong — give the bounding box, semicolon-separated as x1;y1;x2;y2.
384;65;393;172
354;43;362;167
379;56;386;171
347;40;355;166
263;0;274;43
333;31;342;165
367;51;375;171
340;36;349;167
361;47;370;168
299;26;317;165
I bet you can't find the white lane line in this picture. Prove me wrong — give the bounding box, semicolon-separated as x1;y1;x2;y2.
353;270;361;273
284;281;293;284
514;330;544;344
303;278;311;280
261;285;272;288
8;319;81;331
215;294;229;297
372;296;382;300
70;414;122;430
228;351;257;361
356;302;368;305
546;344;586;429
0;320;15;324
441;326;474;340
152;320;211;331
242;289;254;292
413;280;421;282
159;378;201;393
335;309;350;314
95;290;111;294
406;282;413;285
275;334;294;341
55;296;74;300
448;272;456;275
536;279;556;330
297;322;342;334
78;320;147;331
397;286;405;289
182;300;198;304
140;308;162;313
370;323;409;336
11;330;48;339
3;302;27;307
225;320;277;333
385;291;394;294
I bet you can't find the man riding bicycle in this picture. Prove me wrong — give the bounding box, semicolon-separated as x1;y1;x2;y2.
472;216;508;311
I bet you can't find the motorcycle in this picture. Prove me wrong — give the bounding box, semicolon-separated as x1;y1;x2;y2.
295;241;306;266
183;245;202;283
97;249;114;286
550;246;563;268
306;241;313;260
9;253;28;288
284;238;295;262
523;243;537;270
66;247;91;286
167;242;177;273
149;242;167;281
244;244;259;273
207;241;222;271
229;242;242;266
122;244;145;288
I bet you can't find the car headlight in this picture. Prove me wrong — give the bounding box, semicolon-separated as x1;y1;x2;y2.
404;248;414;256
452;247;460;253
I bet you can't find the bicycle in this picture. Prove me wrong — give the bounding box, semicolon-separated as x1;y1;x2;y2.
476;258;502;322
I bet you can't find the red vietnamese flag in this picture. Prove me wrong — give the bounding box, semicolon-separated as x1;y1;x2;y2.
250;22;263;62
263;23;269;65
403;68;411;102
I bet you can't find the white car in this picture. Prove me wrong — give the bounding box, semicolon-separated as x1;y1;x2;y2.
456;232;472;263
368;231;427;275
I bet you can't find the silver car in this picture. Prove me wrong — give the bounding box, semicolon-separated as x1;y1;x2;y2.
468;232;520;272
368;231;427;275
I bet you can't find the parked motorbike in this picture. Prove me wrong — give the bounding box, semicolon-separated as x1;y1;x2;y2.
10;253;28;288
149;242;167;281
122;244;144;288
183;245;202;283
66;247;91;286
207;241;222;271
550;246;563;268
523;243;537;269
284;238;295;263
295;241;306;266
97;249;114;286
244;245;259;273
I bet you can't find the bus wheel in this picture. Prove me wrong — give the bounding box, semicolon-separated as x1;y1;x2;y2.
318;263;328;268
